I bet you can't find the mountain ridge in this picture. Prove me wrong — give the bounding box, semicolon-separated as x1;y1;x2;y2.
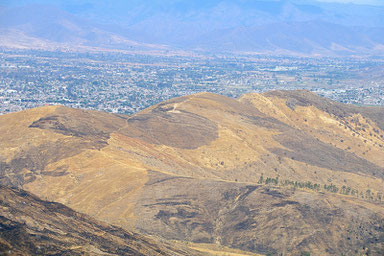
1;90;384;255
1;1;384;56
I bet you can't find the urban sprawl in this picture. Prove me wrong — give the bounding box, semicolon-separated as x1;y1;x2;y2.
1;50;383;115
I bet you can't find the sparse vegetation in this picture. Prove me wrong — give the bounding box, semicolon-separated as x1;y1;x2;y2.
257;175;383;202
1;90;384;256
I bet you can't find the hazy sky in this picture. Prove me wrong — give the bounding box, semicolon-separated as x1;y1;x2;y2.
316;0;384;5
2;0;384;6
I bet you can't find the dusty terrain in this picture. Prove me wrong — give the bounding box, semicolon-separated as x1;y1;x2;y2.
0;185;204;256
1;90;383;255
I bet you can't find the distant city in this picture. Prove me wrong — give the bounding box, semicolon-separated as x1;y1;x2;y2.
1;49;383;115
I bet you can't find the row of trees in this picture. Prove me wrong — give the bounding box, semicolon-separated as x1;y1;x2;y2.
257;175;383;202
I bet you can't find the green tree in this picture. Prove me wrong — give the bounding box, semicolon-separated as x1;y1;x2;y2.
258;175;264;184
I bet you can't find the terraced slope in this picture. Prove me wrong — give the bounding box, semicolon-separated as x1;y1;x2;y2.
0;90;383;255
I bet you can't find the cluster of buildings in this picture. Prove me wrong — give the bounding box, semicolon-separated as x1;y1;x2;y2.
1;50;383;115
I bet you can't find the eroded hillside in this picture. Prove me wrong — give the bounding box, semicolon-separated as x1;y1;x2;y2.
0;185;203;256
1;90;383;255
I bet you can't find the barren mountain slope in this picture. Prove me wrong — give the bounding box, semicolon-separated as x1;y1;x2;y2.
0;90;383;255
0;185;203;256
135;171;384;255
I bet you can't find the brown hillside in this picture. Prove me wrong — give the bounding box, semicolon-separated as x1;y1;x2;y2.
0;185;202;256
0;90;383;255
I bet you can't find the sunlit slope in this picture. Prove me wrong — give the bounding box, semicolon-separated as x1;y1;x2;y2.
114;91;384;193
0;90;383;255
0;105;149;229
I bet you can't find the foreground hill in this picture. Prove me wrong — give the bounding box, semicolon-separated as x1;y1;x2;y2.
0;90;384;255
0;185;203;256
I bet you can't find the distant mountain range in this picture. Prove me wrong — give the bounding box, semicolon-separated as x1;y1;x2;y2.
1;0;384;55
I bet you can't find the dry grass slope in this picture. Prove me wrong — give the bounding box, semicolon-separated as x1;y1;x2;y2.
0;90;383;255
0;185;203;256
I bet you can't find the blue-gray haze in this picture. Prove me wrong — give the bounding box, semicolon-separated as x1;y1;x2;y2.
1;0;384;55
